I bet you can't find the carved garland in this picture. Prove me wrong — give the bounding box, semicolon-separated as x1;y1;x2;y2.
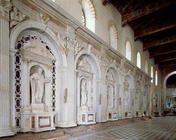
15;35;56;129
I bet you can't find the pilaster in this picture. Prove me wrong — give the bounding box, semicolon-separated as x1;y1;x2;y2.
0;0;15;137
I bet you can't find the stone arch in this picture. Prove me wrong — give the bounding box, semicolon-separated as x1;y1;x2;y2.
123;73;134;117
81;0;96;32
75;50;101;79
10;20;67;66
9;20;67;130
125;40;132;61
75;51;101;124
145;60;148;73
109;25;118;50
105;65;119;120
137;52;141;68
163;71;176;109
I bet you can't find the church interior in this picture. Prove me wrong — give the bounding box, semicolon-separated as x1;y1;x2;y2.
0;0;176;139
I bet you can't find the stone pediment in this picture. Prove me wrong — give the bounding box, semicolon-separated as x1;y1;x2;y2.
21;36;55;67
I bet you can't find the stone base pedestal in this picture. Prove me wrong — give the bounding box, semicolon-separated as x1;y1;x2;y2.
21;112;55;132
125;112;132;118
107;111;118;121
138;112;142;117
0;128;15;137
78;111;96;125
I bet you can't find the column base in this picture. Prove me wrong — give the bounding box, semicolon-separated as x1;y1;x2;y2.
0;128;15;137
56;121;77;128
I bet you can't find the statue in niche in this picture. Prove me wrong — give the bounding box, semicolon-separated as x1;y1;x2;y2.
78;57;91;72
30;66;48;104
123;77;130;112
124;78;130;102
107;85;114;109
106;70;114;81
80;79;88;107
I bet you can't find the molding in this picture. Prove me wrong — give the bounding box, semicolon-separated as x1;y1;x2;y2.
0;128;15;137
17;0;151;79
56;121;77;128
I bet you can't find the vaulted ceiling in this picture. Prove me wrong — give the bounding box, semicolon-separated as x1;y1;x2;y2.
103;0;176;71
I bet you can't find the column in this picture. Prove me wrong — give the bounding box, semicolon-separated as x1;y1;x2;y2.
55;26;77;127
0;0;15;137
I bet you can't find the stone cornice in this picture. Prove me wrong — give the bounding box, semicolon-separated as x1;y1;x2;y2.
18;0;151;79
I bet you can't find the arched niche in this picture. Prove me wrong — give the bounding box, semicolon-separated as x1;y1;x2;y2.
143;84;150;115
105;66;119;120
76;54;99;125
81;0;96;32
135;78;143;116
123;74;134;118
109;25;118;50
14;32;57;132
125;40;132;61
145;60;148;74
163;72;176;111
137;52;141;68
10;20;67;132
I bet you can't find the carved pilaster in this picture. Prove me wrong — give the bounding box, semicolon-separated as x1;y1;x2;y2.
0;0;15;137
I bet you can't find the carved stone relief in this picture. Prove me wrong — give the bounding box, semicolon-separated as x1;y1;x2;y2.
0;0;11;18
10;6;27;29
14;35;56;130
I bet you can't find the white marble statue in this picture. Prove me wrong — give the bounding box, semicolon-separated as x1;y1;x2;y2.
124;79;129;102
107;85;114;109
80;79;88;107
124;78;130;111
30;66;47;104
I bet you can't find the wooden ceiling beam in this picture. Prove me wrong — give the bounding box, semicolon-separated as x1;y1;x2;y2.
159;62;176;68
157;57;176;63
160;65;176;69
135;20;176;40
143;35;176;50
122;1;174;26
102;0;110;5
155;53;176;63
150;49;176;58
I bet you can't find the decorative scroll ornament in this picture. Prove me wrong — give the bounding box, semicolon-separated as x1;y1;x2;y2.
39;13;50;24
10;6;27;28
57;32;84;56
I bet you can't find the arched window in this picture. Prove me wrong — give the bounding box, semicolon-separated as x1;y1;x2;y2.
145;60;148;73
155;71;158;86
109;25;118;50
137;52;141;68
81;0;95;32
125;40;131;61
81;9;86;26
151;66;154;83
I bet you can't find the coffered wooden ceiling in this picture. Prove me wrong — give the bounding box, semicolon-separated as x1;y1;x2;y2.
103;0;176;70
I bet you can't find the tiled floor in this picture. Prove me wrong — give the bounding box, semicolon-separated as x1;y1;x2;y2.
2;117;176;140
68;116;176;140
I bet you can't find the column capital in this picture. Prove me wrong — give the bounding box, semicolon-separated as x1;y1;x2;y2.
0;0;11;20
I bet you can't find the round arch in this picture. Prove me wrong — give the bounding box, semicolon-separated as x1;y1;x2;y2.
105;64;119;83
10;20;67;66
75;49;101;79
109;25;118;50
163;71;176;109
81;0;96;32
9;20;67;129
125;40;132;61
